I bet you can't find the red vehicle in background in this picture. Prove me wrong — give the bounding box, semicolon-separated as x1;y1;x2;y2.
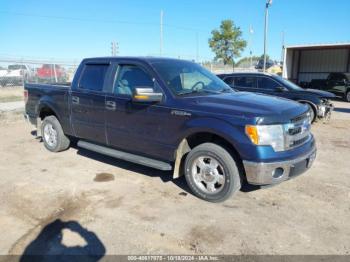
36;64;67;83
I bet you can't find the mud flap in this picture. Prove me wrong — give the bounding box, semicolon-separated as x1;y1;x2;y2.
173;139;191;179
36;117;42;138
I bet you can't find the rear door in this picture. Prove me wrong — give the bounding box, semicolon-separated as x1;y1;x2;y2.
228;76;258;92
71;63;110;144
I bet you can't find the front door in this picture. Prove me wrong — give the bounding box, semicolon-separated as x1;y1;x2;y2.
104;63;170;160
256;76;286;97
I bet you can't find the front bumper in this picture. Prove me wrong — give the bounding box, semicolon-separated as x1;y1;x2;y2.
317;101;334;121
243;145;317;185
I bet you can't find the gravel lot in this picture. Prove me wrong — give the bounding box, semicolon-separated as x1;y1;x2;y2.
0;101;349;256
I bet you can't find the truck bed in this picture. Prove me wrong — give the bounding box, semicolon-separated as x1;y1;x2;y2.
24;83;71;132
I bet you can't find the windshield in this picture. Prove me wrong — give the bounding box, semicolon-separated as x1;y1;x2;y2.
151;60;232;96
8;65;24;70
275;75;303;91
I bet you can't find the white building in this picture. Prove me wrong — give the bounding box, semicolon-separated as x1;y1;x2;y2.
282;42;350;84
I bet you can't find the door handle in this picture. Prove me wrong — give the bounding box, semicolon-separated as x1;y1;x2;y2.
105;100;116;110
72;96;79;104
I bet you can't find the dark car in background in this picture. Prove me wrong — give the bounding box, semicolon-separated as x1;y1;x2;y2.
255;59;275;70
309;73;350;102
218;72;335;122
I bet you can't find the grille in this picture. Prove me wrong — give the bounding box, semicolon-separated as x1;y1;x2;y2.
291;112;309;123
285;112;311;149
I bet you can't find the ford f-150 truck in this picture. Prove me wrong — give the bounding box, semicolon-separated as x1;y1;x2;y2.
24;57;316;202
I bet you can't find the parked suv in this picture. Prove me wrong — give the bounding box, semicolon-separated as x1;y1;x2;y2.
24;57;316;202
218;72;335;122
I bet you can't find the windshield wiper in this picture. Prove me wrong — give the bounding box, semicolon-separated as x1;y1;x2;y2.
177;89;220;96
220;88;233;93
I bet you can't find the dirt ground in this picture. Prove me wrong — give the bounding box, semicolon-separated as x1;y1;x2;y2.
0;101;349;256
0;86;23;103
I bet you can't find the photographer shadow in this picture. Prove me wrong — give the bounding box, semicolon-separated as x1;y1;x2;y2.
20;219;105;262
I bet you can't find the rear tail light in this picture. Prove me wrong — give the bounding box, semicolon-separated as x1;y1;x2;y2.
24;90;28;104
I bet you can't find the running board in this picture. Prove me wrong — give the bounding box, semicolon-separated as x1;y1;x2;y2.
77;140;172;171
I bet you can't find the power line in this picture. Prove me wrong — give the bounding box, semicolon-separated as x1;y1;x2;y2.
0;11;207;33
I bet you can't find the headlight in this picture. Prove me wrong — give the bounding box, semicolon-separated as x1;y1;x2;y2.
318;104;326;117
245;124;285;152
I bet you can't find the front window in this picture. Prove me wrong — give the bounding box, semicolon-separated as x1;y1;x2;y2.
151;60;232;96
114;65;154;96
257;77;280;90
274;76;303;91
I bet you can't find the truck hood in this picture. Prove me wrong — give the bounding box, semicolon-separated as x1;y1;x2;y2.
184;92;308;125
303;89;336;99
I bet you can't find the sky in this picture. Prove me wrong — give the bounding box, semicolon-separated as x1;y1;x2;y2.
0;0;350;63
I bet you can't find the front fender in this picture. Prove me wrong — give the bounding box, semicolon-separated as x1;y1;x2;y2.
176;117;252;160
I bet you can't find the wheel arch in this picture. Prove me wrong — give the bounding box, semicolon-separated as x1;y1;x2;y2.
37;101;61;122
172;130;244;180
297;99;318;121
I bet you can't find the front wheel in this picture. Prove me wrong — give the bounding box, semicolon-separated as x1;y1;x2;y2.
184;143;241;202
41;115;70;152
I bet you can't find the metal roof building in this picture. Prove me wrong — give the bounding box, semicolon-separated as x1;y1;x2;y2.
282;42;350;84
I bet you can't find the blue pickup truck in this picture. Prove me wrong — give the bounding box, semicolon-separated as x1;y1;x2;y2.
24;57;316;202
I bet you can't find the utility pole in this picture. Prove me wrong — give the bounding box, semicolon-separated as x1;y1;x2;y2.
196;32;199;62
249;25;254;68
263;0;272;72
111;41;119;56
160;10;163;56
281;30;285;64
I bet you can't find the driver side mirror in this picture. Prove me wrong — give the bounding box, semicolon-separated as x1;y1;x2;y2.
132;87;163;102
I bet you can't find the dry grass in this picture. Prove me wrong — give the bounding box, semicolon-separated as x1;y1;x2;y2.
0;86;23;103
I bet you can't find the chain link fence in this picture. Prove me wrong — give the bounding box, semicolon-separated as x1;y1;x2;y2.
0;59;79;88
0;57;259;89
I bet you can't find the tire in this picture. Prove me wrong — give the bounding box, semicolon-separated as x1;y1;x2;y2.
345;91;350;102
184;143;241;202
41;115;70;152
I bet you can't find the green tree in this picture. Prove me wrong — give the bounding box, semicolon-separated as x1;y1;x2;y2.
209;20;247;69
260;54;270;61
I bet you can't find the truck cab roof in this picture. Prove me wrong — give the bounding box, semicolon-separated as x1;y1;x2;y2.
82;56;189;65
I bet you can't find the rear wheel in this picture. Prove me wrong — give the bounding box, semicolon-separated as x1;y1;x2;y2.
345;91;350;102
41;116;70;152
184;143;241;202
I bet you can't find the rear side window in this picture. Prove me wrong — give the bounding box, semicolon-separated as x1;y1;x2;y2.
257;77;280;90
234;77;256;88
114;65;154;95
79;64;109;92
223;77;234;85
